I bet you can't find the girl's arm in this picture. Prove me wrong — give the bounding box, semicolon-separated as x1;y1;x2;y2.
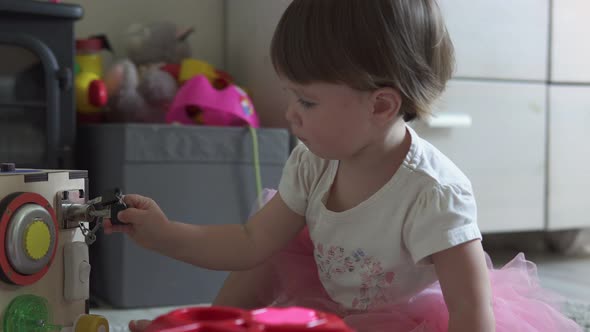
432;240;496;332
109;192;306;271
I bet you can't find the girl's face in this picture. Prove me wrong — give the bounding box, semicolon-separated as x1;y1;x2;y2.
282;80;376;160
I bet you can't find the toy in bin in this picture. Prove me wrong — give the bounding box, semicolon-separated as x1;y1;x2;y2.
75;36;111;122
178;58;235;89
145;306;354;331
166;75;260;128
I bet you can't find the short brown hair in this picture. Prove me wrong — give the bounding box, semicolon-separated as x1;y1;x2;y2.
270;0;455;121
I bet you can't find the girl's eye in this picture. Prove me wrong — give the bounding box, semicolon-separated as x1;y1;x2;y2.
298;98;316;109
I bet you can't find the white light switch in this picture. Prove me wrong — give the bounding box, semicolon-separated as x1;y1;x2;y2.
64;241;90;302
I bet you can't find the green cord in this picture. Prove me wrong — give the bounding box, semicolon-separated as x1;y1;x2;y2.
249;126;263;209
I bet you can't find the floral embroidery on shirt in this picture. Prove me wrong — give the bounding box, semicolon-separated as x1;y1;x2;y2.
315;244;396;310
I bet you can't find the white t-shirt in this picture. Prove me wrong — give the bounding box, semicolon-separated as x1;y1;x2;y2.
278;126;482;311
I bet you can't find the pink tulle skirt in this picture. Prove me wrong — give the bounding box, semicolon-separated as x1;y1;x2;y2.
255;190;582;332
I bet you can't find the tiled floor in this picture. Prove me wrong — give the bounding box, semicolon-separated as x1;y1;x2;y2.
92;249;590;331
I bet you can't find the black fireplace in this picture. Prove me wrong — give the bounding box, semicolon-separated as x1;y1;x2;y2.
0;0;83;168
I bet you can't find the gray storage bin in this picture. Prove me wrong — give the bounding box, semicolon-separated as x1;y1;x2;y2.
76;124;290;308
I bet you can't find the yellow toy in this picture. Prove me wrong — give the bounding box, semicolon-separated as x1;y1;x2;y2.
178;58;234;90
179;58;217;84
75;36;111;77
75;69;108;115
75;37;110;118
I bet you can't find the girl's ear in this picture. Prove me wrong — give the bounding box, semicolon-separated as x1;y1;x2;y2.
371;87;403;124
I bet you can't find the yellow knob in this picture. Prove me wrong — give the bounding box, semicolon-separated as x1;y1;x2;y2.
75;314;110;332
24;220;51;260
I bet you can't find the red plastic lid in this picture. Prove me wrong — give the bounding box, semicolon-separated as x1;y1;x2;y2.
251;308;353;332
251;308;321;326
180;325;251;332
261;327;352;332
145;307;248;332
145;307;353;332
76;38;103;52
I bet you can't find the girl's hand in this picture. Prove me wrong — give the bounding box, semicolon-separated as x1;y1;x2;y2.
103;194;170;251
